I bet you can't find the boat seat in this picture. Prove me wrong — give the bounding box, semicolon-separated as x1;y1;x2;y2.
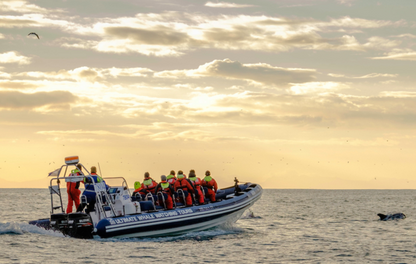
139;201;155;211
215;190;227;200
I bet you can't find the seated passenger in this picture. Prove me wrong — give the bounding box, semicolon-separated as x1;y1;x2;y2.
188;169;205;205
132;181;146;201
141;172;158;195
167;170;177;185
77;166;109;212
201;170;218;202
174;170;194;206
154;175;174;210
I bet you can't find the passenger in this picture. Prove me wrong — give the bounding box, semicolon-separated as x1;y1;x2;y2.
132;181;146;201
66;164;82;213
154;175;174;210
77;166;109;212
141;172;158;195
188;169;205;205
201;170;218;202
166;170;177;185
174;170;194;206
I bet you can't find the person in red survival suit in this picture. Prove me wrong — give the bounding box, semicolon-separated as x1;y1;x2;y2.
166;170;177;185
188;169;205;205
201;170;218;202
141;172;158;195
154;175;174;210
174;170;194;206
66;164;82;213
132;181;146;201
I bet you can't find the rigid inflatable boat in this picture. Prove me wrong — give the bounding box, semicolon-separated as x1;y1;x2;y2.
29;156;263;239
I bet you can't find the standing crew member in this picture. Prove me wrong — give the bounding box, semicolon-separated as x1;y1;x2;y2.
201;170;218;202
174;170;194;206
154;175;174;210
77;166;109;212
66;164;82;213
188;170;205;205
141;172;158;194
167;170;177;185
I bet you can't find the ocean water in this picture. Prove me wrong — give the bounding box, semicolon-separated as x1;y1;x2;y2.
1;189;416;263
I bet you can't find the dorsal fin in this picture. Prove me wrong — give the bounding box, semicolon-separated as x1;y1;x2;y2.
377;213;387;220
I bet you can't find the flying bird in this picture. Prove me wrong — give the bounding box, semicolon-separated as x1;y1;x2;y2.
28;32;40;39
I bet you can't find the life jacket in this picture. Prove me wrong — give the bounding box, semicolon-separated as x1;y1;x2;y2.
133;187;145;195
166;174;176;184
84;172;102;184
189;176;202;186
142;178;157;193
157;181;174;195
67;169;81;191
84;172;108;193
134;181;141;190
175;177;194;192
203;176;217;191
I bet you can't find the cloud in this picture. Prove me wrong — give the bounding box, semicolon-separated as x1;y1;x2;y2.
195;59;316;86
354;73;398;79
0;90;77;110
53;13;402;56
336;0;357;6
328;73;398;79
0;80;38;89
0;0;53;14
205;2;255;8
0;51;31;64
289;82;349;94
371;51;416;61
104;26;189;46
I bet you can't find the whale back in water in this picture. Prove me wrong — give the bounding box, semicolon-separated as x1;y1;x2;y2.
377;213;406;221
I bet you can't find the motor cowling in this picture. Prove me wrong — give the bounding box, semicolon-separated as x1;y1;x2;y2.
50;213;69;235
67;212;94;239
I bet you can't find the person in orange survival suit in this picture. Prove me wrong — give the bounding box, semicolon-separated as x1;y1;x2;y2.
188;169;205;205
166;170;177;185
154;175;175;210
66;164;82;213
201;170;218;202
174;170;194;206
141;172;158;195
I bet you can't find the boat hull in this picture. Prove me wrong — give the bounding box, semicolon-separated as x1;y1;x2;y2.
96;183;262;238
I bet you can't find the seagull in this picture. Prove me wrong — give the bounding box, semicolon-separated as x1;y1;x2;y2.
28;32;40;39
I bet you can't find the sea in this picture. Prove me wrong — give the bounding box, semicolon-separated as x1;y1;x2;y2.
1;188;416;263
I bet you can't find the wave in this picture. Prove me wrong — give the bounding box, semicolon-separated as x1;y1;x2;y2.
99;226;244;243
0;222;64;237
240;210;262;219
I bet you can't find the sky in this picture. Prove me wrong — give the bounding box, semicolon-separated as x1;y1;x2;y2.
1;0;416;189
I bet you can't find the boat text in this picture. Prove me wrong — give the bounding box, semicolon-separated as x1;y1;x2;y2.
110;208;194;225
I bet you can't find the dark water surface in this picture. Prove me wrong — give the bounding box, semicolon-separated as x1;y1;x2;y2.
1;189;416;263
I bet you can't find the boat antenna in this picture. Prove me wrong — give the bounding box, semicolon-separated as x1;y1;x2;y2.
98;162;103;177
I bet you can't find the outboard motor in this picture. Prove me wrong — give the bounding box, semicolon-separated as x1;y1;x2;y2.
67;212;94;239
50;213;69;235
